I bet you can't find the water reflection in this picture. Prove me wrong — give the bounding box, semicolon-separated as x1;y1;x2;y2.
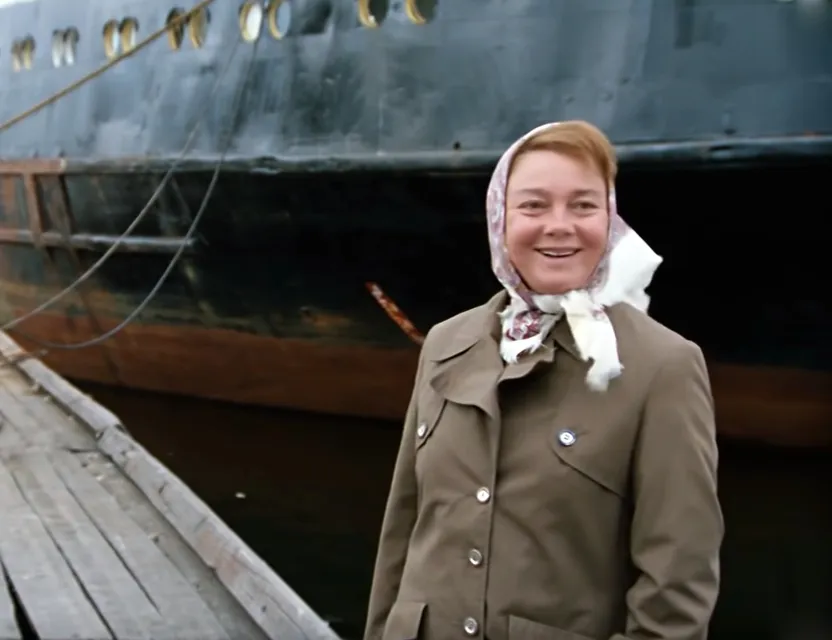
76;382;831;640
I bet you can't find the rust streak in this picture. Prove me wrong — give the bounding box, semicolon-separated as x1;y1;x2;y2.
365;282;425;345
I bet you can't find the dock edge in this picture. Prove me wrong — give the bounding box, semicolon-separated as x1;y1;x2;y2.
0;331;342;640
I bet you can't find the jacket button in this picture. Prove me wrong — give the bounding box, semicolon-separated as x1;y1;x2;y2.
463;617;479;636
475;487;491;503
416;423;427;438
468;548;483;566
558;429;577;446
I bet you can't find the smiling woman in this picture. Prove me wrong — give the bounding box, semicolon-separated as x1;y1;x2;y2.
504;121;615;295
365;120;723;640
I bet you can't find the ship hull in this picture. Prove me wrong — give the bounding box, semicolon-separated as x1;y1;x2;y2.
0;161;830;448
0;0;830;447
7;311;832;449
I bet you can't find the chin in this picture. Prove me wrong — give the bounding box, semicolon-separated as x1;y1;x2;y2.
532;282;577;296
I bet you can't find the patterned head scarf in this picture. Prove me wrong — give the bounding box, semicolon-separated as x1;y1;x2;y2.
486;122;663;390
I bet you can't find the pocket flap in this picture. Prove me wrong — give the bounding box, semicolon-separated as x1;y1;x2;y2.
383;601;426;640
549;428;628;499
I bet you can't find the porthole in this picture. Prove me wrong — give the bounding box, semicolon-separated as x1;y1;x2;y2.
267;0;291;39
63;28;80;65
103;20;120;59
120;17;139;53
188;7;210;48
239;1;264;42
51;30;64;67
20;36;35;70
404;0;436;25
357;0;388;28
166;8;186;50
11;41;22;72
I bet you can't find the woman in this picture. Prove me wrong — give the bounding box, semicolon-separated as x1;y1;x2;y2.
364;121;723;640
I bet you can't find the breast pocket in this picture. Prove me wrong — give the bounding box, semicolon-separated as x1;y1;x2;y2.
548;422;633;501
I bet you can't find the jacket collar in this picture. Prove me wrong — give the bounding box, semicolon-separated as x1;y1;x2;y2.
426;291;581;420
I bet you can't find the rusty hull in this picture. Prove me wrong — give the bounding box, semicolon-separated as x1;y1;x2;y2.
0;157;830;449
4;308;831;450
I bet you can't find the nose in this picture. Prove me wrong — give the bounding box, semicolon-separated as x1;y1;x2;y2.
541;204;575;236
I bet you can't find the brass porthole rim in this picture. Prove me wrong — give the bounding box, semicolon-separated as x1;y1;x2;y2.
357;0;379;28
51;30;65;66
119;18;139;53
188;7;209;48
267;0;288;40
21;36;35;69
166;10;186;50
404;0;428;25
103;20;120;59
239;1;264;42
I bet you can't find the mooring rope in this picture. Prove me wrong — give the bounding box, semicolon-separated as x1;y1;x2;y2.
4;35;261;358
0;0;215;135
0;7;234;335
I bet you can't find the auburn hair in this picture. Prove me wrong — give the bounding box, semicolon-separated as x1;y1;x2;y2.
509;120;617;190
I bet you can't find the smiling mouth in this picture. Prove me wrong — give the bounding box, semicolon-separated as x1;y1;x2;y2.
536;249;580;259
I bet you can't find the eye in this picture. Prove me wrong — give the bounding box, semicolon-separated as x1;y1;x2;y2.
519;200;546;211
573;200;599;213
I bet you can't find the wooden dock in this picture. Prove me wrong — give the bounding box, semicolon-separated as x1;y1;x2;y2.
0;332;340;640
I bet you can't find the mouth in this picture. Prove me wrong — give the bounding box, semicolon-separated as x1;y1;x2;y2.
535;248;580;259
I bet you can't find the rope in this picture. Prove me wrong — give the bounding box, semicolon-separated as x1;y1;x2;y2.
6;35;260;355
0;0;215;135
0;16;237;335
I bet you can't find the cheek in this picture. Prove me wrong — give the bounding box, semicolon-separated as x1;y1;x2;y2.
505;215;534;256
580;217;610;257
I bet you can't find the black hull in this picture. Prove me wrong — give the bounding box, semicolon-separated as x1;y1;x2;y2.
0;161;830;448
0;0;830;446
0;0;831;166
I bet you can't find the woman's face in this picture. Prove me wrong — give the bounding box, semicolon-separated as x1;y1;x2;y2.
505;150;609;295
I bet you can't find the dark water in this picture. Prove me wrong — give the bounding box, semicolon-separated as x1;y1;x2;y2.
75;382;832;640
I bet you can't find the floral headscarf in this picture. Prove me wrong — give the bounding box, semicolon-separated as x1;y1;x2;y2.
486;122;663;391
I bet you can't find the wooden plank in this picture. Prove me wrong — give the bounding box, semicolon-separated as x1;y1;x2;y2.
50;450;231;640
6;452;170;640
0;365;93;451
0;560;22;640
0;331;341;640
0;458;111;640
79;452;270;640
0;413;25;454
0;332;122;438
97;427;339;640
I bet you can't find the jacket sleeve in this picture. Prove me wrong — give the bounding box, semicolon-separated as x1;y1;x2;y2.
612;340;724;640
363;346;428;640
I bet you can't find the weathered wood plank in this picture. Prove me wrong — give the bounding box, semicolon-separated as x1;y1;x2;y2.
0;365;93;451
79;451;270;640
0;331;342;640
0;333;122;437
0;334;340;640
97;426;339;640
7;452;170;640
0;457;111;640
50;450;231;640
0;415;24;454
0;560;22;640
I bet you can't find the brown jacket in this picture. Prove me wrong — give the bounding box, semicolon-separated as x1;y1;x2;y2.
365;291;723;640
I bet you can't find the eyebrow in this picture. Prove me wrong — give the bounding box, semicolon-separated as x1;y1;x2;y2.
509;187;549;198
509;187;604;198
